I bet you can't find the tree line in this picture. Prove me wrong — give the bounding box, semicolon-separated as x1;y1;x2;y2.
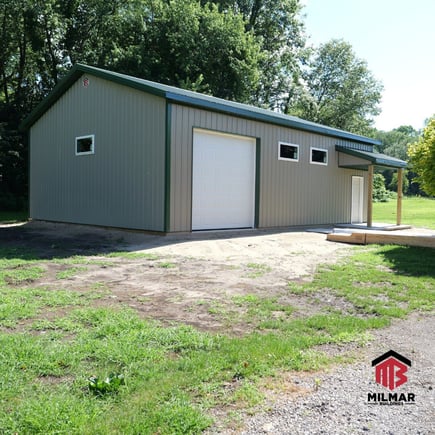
0;0;432;209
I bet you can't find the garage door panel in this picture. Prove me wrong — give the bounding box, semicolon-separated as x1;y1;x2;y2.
192;130;256;230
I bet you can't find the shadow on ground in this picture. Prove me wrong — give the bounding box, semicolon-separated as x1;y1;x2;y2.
0;223;120;260
376;245;435;278
0;220;332;261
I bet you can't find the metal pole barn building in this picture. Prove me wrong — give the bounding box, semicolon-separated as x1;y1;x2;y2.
22;64;407;233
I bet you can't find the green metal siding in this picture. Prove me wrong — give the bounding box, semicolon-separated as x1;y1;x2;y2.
30;75;166;231
169;105;367;232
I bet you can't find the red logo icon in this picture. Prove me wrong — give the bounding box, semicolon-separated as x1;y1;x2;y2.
372;350;411;391
83;77;89;88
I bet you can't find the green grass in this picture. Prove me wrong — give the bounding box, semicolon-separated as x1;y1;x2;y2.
0;265;44;286
373;196;435;229
290;245;435;318
56;266;88;280
0;306;360;434
0;242;433;433
232;294;295;325
104;251;159;260
0;210;28;224
245;263;271;278
158;261;176;269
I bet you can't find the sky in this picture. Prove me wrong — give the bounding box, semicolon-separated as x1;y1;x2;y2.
302;0;435;131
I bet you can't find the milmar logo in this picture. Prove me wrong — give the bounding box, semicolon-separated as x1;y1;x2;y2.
372;350;411;390
367;350;416;406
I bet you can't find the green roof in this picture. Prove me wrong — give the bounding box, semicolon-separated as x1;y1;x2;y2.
336;145;407;168
21;64;380;146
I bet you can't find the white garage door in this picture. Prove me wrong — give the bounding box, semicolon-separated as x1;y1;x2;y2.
192;129;256;230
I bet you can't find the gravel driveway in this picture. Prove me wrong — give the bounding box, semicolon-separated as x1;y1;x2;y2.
241;312;434;435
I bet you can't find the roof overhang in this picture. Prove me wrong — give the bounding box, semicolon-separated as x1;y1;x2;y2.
336;145;407;169
18;64;380;148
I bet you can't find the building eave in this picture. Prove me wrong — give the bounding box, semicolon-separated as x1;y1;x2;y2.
336;145;407;169
21;64;381;147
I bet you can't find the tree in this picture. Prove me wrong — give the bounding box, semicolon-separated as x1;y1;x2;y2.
239;0;307;111
408;117;435;196
0;0;41;110
375;125;419;194
292;39;383;135
0;0;39;209
59;0;124;66
0;121;28;210
108;0;263;102
205;0;307;110
388;171;409;193
375;125;419;161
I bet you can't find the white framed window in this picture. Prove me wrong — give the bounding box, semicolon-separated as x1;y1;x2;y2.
310;147;328;165
75;135;95;155
278;142;299;162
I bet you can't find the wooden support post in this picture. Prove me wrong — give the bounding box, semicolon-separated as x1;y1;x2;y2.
396;168;403;225
367;165;373;228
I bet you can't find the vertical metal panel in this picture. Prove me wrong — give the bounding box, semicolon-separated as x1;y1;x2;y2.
170;105;367;232
30;75;166;231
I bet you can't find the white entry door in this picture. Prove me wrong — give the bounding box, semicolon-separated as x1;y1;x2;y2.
351;176;364;223
192;129;256;230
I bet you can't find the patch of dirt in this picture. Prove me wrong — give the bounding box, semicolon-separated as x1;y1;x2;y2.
0;221;355;334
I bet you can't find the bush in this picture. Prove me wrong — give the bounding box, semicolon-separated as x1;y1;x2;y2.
373;173;392;202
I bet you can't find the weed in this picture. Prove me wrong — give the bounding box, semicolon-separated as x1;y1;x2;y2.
287;282;308;294
232;294;295;327
90;282;110;292
229;380;264;410
246;263;271;278
88;373;125;396
105;251;159;260
56;266;87;280
53;256;113;267
207;301;228;316
158;261;176;269
1;265;44;286
133;295;151;303
0;287;103;327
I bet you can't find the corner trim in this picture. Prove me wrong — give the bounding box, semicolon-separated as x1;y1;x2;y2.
164;102;172;232
255;138;261;228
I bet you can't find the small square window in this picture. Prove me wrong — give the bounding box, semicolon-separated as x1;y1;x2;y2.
278;142;299;162
310;147;328;165
75;135;95;155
